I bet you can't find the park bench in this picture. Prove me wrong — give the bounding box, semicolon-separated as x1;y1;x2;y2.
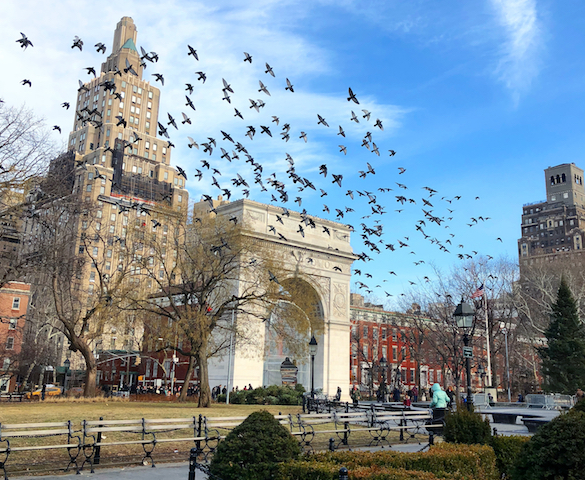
521;417;549;433
0;393;25;402
0;421;81;479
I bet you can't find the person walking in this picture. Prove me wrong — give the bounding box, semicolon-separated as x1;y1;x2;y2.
351;385;360;406
429;383;450;421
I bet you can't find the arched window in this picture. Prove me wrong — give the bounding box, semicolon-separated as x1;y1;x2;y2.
551;176;555;185
556;175;561;184
562;173;566;183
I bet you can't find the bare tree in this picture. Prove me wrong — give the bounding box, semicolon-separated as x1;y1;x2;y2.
130;213;321;406
0;103;56;286
23;198;142;396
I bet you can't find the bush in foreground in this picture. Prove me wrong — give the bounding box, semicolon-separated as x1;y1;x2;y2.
278;443;498;480
489;435;529;479
512;410;585;480
209;410;300;480
443;404;491;445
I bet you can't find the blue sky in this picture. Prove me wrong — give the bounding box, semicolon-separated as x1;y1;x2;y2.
1;0;584;306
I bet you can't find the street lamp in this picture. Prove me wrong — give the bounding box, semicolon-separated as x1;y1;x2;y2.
501;326;512;402
454;299;474;411
379;356;388;403
63;359;71;394
477;364;485;391
309;335;318;399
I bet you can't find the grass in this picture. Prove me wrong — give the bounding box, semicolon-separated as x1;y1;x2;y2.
0;398;301;425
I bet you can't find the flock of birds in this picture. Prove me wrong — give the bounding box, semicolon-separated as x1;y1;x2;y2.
11;30;503;301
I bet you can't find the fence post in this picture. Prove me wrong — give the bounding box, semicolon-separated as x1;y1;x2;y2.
94;416;103;465
399;418;404;442
339;467;349;480
302;395;306;414
329;438;335;452
196;414;203;454
429;431;434;446
493;427;498;437
188;447;197;480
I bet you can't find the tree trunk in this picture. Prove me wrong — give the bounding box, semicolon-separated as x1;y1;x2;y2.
179;355;196;402
197;344;211;407
21;361;37;392
77;341;97;397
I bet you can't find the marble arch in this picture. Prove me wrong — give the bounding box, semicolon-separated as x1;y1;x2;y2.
204;199;356;398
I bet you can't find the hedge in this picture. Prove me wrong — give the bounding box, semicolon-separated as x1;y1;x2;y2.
278;443;498;480
221;384;305;405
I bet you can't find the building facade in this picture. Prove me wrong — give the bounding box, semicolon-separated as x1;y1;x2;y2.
22;16;188;381
518;163;585;272
0;282;30;392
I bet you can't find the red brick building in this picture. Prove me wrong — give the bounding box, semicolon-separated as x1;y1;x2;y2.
0;282;31;392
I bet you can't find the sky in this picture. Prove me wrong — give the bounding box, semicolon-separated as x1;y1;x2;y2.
1;0;585;308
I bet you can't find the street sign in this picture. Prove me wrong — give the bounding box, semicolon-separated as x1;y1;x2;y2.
463;347;473;358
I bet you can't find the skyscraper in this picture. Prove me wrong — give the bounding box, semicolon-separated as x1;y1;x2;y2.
22;17;188;389
518;163;585;272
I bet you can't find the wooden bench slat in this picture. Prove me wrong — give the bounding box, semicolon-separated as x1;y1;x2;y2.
2;422;70;429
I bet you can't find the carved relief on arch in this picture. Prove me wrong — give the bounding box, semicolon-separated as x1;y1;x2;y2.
245;210;265;223
332;282;348;318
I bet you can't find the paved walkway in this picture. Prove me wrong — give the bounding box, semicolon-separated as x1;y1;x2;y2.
15;462;201;480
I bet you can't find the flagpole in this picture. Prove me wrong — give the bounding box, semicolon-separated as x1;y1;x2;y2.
484;291;493;388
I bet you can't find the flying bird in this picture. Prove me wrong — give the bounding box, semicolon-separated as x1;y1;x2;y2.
21;79;32;87
285;78;294;92
258;80;270;96
317;115;329;127
71;36;83;51
347;87;359;104
350;111;359;123
265;63;275;77
362;110;371;121
95;42;106;54
374;118;384;130
152;73;164;85
187;45;199;60
243;52;252;63
195;72;206;83
16;33;33;50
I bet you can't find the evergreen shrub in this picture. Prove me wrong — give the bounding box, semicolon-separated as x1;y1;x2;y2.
209;410;301;480
443;404;491;445
224;385;304;405
512;410;585;480
489;435;529;479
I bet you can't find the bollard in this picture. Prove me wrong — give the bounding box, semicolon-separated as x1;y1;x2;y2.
339;467;349;480
429;431;434;446
329;438;335;452
188;447;197;480
94;417;103;465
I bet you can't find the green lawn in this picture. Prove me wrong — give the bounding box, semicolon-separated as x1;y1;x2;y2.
0;398;302;424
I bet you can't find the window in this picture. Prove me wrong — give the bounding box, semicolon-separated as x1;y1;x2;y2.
12;297;20;310
392;330;397;342
362;344;368;358
2;358;10;370
110;337;116;350
392;345;397;361
89;271;96;282
86;184;92;192
148;91;153;99
5;338;14;350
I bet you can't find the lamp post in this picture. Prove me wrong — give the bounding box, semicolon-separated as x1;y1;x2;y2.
379;356;388;403
63;359;71;394
454;299;474;411
501;326;512;402
477;364;485;392
309;335;318;399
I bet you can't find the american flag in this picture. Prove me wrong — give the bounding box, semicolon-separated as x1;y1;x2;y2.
471;284;484;299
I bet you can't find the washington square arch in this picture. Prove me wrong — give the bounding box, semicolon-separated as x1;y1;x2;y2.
202;198;356;399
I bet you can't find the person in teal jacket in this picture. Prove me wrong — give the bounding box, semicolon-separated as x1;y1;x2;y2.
429;383;450;409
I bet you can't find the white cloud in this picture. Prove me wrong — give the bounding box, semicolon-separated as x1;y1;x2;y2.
489;0;543;102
